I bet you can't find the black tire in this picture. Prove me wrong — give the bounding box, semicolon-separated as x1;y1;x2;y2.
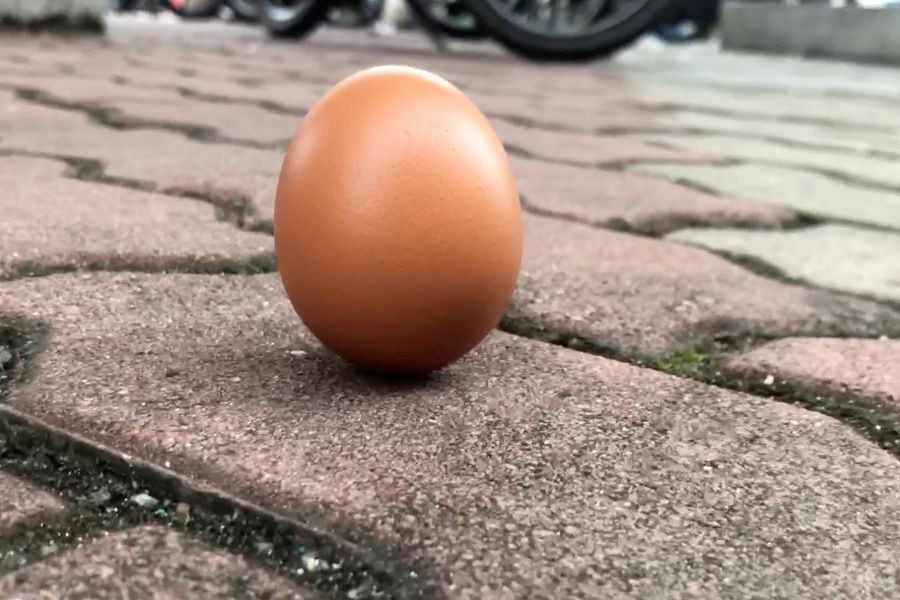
224;0;261;21
161;0;222;18
406;0;487;39
460;0;673;60
259;0;330;38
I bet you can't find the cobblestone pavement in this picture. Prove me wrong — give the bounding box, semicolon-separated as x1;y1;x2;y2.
1;17;899;600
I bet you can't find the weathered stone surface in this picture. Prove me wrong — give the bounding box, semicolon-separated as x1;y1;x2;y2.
729;337;900;419
626;80;900;132
0;156;273;278
631;162;900;230
668;224;900;302
4;272;900;598
495;119;708;166
512;156;794;233
513;215;898;357
659;110;900;157
0;74;174;105
0;93;282;227
632;133;900;188
0;472;66;533
0;526;317;599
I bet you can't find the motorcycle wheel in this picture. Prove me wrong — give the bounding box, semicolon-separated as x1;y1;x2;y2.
459;0;672;60
407;0;487;39
224;0;262;21
161;0;222;18
260;0;330;37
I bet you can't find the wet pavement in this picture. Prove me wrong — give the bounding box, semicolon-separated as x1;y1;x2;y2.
1;15;899;599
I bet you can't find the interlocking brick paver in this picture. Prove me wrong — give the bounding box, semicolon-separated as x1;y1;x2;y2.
0;156;272;277
3;272;900;598
632;133;900;188
729;337;900;420
0;73;174;105
0;472;66;533
626;81;900;131
495;119;707;166
660;110;900;156
0;526;318;599
668;224;900;302
632;162;900;230
511;156;793;233
0;93;282;224
513;215;898;357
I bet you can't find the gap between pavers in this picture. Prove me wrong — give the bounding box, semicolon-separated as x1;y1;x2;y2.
667;224;900;304
511;214;899;359
631;162;900;231
729;337;900;426
3;272;900;599
0;526;322;599
511;156;794;234
0;155;274;279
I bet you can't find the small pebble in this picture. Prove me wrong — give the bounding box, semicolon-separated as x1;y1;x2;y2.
763;374;774;386
130;493;158;509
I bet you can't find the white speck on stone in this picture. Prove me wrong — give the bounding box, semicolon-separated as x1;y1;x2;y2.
302;555;321;572
164;461;171;469
763;374;775;386
289;350;308;358
230;376;242;383
130;493;158;509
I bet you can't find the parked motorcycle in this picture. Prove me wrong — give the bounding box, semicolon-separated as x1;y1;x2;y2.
259;0;673;59
258;0;483;39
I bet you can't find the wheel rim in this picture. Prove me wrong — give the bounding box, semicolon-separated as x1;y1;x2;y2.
266;0;315;22
483;0;656;38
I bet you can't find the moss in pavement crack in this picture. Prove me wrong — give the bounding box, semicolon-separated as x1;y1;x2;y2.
644;342;900;457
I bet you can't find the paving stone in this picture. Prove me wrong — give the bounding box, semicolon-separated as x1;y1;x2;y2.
632;133;900;188
0;73;175;105
4;272;900;598
0;472;66;533
0;156;272;278
0;94;283;226
100;95;301;145
631;163;900;230
660;110;900;157
729;337;900;422
513;215;898;357
626;81;900;132
667;224;900;302
495;119;708;166
0;74;300;145
0;526;317;599
511;157;794;233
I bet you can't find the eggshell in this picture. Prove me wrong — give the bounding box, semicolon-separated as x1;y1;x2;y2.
274;65;522;373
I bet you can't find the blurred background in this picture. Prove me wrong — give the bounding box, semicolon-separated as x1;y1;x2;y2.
96;0;900;63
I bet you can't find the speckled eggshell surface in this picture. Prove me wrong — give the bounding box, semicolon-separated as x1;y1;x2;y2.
274;65;522;373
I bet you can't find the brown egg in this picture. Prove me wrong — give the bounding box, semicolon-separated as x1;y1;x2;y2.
274;65;522;373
